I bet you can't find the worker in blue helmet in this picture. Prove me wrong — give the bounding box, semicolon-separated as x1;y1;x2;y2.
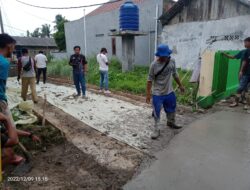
146;44;185;139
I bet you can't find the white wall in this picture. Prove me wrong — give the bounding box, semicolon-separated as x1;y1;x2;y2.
65;0;163;66
161;15;250;69
51;52;69;60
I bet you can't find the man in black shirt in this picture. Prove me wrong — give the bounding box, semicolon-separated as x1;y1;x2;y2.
69;46;88;98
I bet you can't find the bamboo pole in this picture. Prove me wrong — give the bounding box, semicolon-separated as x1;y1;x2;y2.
42;93;47;127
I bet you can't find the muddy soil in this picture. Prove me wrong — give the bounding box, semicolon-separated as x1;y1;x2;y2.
2;122;143;190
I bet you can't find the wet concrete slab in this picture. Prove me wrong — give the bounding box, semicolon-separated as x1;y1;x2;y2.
124;111;250;190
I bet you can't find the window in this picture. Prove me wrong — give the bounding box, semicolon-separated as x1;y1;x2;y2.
96;34;104;37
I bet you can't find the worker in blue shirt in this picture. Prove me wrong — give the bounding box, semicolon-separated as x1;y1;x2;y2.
0;33;19;150
0;34;17;128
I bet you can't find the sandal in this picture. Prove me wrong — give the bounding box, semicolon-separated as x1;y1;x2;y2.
229;102;238;107
8;155;25;165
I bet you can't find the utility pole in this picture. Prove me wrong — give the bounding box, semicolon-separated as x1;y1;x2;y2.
83;9;87;56
0;7;4;33
154;4;159;54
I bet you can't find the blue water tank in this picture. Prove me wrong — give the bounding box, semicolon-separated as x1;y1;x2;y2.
119;1;139;31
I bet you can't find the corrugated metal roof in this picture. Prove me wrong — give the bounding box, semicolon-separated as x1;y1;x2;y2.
87;0;145;17
13;36;57;48
160;0;250;26
159;0;191;25
239;0;250;6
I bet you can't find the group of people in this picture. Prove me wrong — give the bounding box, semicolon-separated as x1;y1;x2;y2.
17;49;48;104
146;38;250;139
69;46;111;98
69;44;185;140
1;30;250;172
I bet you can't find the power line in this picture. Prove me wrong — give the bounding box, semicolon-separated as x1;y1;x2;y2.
0;0;16;35
16;0;123;10
22;10;53;23
3;24;27;33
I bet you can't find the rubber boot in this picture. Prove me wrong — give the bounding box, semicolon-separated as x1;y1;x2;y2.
151;119;160;140
167;112;182;129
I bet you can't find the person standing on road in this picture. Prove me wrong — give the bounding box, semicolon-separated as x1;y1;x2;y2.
223;37;250;107
18;48;38;103
146;44;185;140
35;50;48;85
69;46;88;98
97;48;111;94
236;48;250;111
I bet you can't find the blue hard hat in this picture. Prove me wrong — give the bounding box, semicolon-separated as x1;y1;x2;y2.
155;44;172;57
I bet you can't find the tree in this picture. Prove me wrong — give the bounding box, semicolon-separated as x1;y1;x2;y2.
41;24;51;38
26;30;30;37
31;28;41;37
53;14;68;51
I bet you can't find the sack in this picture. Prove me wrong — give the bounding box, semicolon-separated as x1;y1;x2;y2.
23;57;32;71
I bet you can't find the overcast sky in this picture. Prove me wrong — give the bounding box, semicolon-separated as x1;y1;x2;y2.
1;0;109;36
1;0;178;36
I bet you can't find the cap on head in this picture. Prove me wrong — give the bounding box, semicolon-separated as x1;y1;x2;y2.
155;44;172;57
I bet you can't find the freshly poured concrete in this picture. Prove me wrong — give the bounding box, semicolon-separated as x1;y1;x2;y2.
124;111;250;190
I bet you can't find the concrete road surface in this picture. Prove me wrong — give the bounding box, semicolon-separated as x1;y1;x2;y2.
124;111;250;190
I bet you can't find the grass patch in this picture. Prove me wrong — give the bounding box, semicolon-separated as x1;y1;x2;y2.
47;57;195;105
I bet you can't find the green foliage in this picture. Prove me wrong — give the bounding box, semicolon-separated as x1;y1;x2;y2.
30;24;51;38
47;54;54;63
47;57;195;105
53;14;68;51
31;28;40;37
41;24;51;38
26;30;30;37
47;59;72;80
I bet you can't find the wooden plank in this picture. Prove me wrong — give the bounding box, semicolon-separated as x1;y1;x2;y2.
198;50;216;97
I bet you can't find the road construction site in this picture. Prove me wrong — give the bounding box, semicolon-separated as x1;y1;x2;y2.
3;77;199;189
3;77;250;190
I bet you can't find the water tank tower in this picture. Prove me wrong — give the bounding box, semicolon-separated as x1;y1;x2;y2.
110;1;146;72
119;1;139;31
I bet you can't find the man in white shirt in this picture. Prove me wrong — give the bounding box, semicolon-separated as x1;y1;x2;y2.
35;51;48;84
97;48;111;94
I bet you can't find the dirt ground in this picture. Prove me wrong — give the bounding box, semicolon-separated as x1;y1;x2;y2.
3;122;144;190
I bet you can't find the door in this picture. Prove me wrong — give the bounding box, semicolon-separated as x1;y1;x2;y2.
112;37;116;56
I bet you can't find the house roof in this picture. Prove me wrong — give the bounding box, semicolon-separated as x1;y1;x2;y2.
239;0;250;6
87;0;145;17
159;0;191;25
13;36;57;48
160;0;250;26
